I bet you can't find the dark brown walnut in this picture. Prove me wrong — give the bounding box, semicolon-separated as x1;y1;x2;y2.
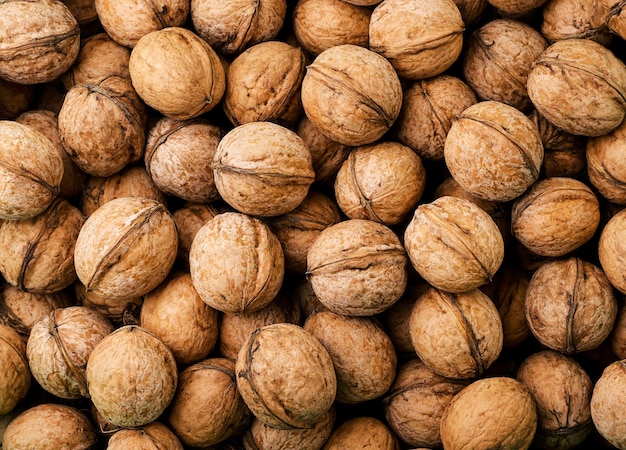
0;324;30;415
212;121;315;217
369;0;464;80
140;271;219;366
33;79;67;114
301;44;402;146
409;287;503;379
291;277;326;320
0;120;64;220
441;377;537;450
527;38;626;137
542;0;613;44
404;196;504;293
383;358;469;448
58;75;147;177
74;197;178;300
453;0;488;25
74;281;142;327
0;79;35;119
303;310;397;404
87;325;178;427
107;422;183;450
168;357;251;447
511;177;600;257
334;141;426;226
487;0;548;15
610;300;626;358
591;360;626;448
322;416;400;449
129;27;225;120
61;0;98;28
0;0;80;84
599;208;626;294
307;218;407;316
604;0;626;39
525;257;617;354
2;403;96;449
26;306;113;399
191;0;287;56
236;323;336;429
587;117;626;204
0;198;85;294
95;0;189;47
172;202;220;263
444;100;544;202
517;350;593;450
395;75;477;161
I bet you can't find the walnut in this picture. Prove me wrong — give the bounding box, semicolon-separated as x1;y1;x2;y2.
172;202;220;264
587;117;626;204
322;416;400;449
0;324;30;415
599;208;626;294
487;0;548;15
542;0;613;44
591;360;626;448
0;79;35;120
107;422;183;450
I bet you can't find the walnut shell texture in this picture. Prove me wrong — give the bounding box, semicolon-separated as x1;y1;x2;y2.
322;416;400;449
107;422;183;450
591;360;626;449
0;324;30;416
172;202;220;263
599;208;626;294
542;0;613;44
587;117;626;204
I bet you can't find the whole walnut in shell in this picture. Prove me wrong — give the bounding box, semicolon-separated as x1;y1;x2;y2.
322;416;400;449
599;208;626;294
0;324;30;415
542;0;613;44
587;117;626;204
453;0;488;25
107;422;183;450
172;202;220;263
591;360;626;448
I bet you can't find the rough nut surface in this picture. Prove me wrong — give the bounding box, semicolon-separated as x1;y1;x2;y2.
0;324;30;415
599;208;626;294
322;416;400;449
587;117;626;204
106;422;183;450
591;360;626;449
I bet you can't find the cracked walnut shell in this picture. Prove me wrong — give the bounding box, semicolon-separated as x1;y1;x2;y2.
0;324;30;416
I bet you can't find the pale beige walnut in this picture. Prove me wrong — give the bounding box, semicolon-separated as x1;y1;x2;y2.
86;325;178;427
404;196;504;293
172;202;220;263
334;141;426;226
587;117;626;204
453;0;488;25
383;358;468;448
0;324;30;415
191;0;287;55
235;323;336;429
0;120;64;220
129;27;225;120
95;0;189;47
212;122;315;217
0;0;80;84
189;212;284;314
599;208;626;294
511;177;600;257
303;310;397;404
444;100;544;202
168;357;251;447
525;257;617;353
301;44;402;146
441;377;537;450
26;306;113;399
58;76;147;177
542;0;613;44
145;117;223;203
107;422;183;450
0;198;85;294
369;0;464;80
527;39;626;137
74;281;142;327
409;287;503;379
591;360;626;448
74;197;178;300
605;0;626;39
306;219;407;316
0;79;35;120
517;350;593;450
487;0;548;14
2;403;96;449
395;75;477;161
140;271;219;366
322;416;400;449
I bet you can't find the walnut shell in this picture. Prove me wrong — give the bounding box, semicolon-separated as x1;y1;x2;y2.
74;197;178;300
542;0;613;44
487;0;548;15
235;323;336;429
527;38;626;137
129;27;225;120
322;416;400;449
291;277;326;320
440;377;537;450
0;0;80;84
605;0;626;39
453;0;488;25
107;422;183;450
74;281;142;327
591;360;626;448
306;218;408;316
587;117;626;204
525;257;617;354
62;0;98;27
301;44;402;146
0;324;30;416
172;202;220;263
0;79;35;120
86;325;178;427
444;100;544;202
599;208;626;294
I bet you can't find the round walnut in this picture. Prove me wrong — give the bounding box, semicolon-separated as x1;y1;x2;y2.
172;202;220;263
369;0;464;80
26;306;113;399
74;281;142;327
140;271;219;366
453;0;488;25
0;198;85;294
404;196;504;293
74;197;178;300
168;358;251;448
525;257;618;354
591;360;626;448
0;79;35;120
395;75;477;161
61;0;98;29
322;416;400;449
334;141;426;226
511;177;600;257
517;350;593;450
306;218;407;316
383;359;469;449
301;44;402;146
107;422;183;450
587;117;626;204
440;377;537;450
599;208;626;294
87;325;178;428
444;100;544;202
0;324;30;415
0;120;64;220
487;0;548;15
236;323;336;429
541;0;613;44
212;121;315;217
527;38;626;137
610;301;626;359
191;0;287;56
409;287;503;379
0;0;80;84
129;27;225;120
